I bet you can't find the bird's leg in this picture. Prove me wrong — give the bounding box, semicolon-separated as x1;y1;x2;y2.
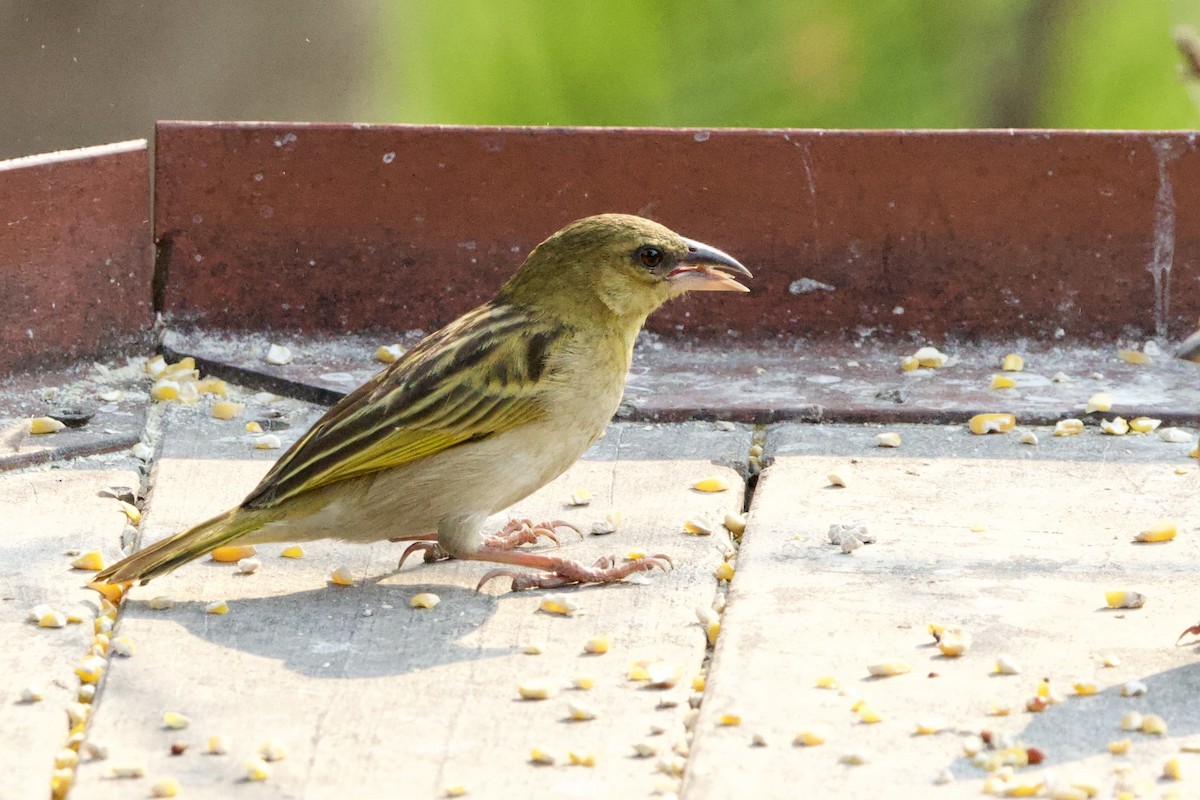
471;548;672;592
482;518;579;551
391;535;445;570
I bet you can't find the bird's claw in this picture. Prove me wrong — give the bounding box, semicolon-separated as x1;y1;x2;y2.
475;553;672;592
397;541;449;570
1177;622;1200;645
484;518;580;551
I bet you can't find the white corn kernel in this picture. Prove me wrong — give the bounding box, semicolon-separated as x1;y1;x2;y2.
259;740;289;761
330;566;354;586
874;432;901;447
827;466;850;487
109;762;147;779
1054;418;1084;436
39;610;67;628
253;433;282;450
206;736;230;755
205;600;229;615
237;557;261;574
1085;392;1112;413
1018;430;1038;445
646;661;683;689
1120;712;1144;731
723;512;747;535
148;595;175;610
1159;426;1193;443
994;655;1021;675
1121;680;1148;697
265;344;292;365
110;635;135;657
683;517;714;535
410;592;440;609
914;346;948;368
1100;417;1129;435
867;660;911;677
21;685;43;703
567;700;597;721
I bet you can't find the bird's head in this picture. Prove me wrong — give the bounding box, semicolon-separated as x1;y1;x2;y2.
499;213;751;322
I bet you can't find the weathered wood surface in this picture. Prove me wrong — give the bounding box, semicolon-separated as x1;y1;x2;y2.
75;404;749;799
685;423;1200;799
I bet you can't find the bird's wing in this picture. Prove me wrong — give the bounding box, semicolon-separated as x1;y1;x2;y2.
242;303;566;510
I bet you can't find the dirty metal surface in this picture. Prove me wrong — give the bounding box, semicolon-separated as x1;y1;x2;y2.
155;123;1200;341
0;140;153;376
163;328;1200;426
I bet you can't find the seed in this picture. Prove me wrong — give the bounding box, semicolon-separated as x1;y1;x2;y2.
211;400;244;420
914;718;947;735
706;619;720;646
683;517;714;535
163;711;190;730
715;562;735;581
967;413;1017;435
205;600;229;615
1121;680;1148;697
692;675;706;692
1117;348;1151;364
572;675;594;690
914;346;948;368
994;655;1021;675
567;751;596;767
110;762;147;779
723;512;747;535
567;488;592;507
900;355;920;372
1129;416;1162;433
196;377;227;396
1085;393;1112;413
839;751;869;765
148;596;175;610
376;344;404;363
259;740;289;761
253;433;282;450
265;344;292;365
1134;519;1176;543
1164;757;1182;780
518;682;552;700
211;545;256;562
1072;682;1098;696
245;756;271;781
245;420;263;433
529;747;555;765
1141;714;1168;735
1100;653;1121;668
119;500;141;523
1120;712;1144;731
567;700;596;721
1054;418;1084;436
1108;738;1131;754
692;476;730;492
206;736;229;755
646;661;683;689
21;686;43;703
409;592;440;609
794;729;827;747
874;432;901;447
54;749;78;769
1105;591;1146;609
718;713;742;726
632;742;658;758
1159;426;1193;443
1001;353;1025;371
28;415;67;435
856;705;882;723
280;545;304;558
1016;431;1036;446
539;593;578;616
867;661;911;677
827;466;850;487
39;610;67;628
815;676;839;689
583;636;609;654
110;635;135;657
98;389;123;402
990;375;1017;389
1100;417;1129;436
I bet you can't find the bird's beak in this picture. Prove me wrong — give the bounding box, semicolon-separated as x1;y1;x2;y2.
1178;327;1200;364
666;237;753;293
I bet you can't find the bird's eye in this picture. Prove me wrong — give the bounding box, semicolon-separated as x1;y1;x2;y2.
638;246;663;269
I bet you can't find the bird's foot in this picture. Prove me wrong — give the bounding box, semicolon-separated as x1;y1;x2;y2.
484;518;578;551
1177;622;1200;645
397;541;450;570
476;552;672;592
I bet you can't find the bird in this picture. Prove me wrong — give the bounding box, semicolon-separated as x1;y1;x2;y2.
95;213;752;592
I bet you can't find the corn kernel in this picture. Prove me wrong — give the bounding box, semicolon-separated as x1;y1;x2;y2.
1121;680;1147;697
529;747;556;765
144;354;166;376
567;751;596;767
692;674;706;692
583;635;609;654
1105;590;1146;609
839;751;869;765
163;711;190;730
874;431;902;447
245;756;271;781
29;416;66;435
1141;714;1168;735
719;713;742;726
148;595;174;610
567;700;596;721
1108;738;1131;754
119;500;141;523
706;619;720;646
211;400;244;420
1001;353;1025;371
539;593;578;616
75;656;105;684
151;777;181;798
683;517;713;535
969;413;1016;435
110;635;135;656
794;729;827;746
110;762;147;779
253;433;282;449
987;700;1013;716
914;718;947;735
715;561;735;581
206;736;230;755
1164;757;1182;780
237;557;261;574
628;665;650;681
1100;417;1129;435
376;344;404;363
150;379;181;401
867;661;911;677
205;600;229;615
265;344;292;365
1129;416;1161;433
1085;392;1112;414
815;675;839;689
1159;426;1193;443
54;749;78;769
1117;348;1151;365
1120;712;1144;731
692;476;730;492
1072;682;1099;696
410;592;440;609
245;420;263;433
937;629;971;658
280;545;304;558
990;375;1016;389
518;681;552;700
646;661;683;689
1100;653;1121;667
572;675;594;690
1134;519;1176;543
914;346;948;368
259;740;289;761
900;355;920;372
1054;418;1084;436
827;465;850;487
39;610;67;628
211;545;256;562
723;512;747;535
1067;783;1100;799
330;566;354;586
69;550;105;571
443;785;467;798
1003;781;1044;797
196;377;227;396
21;685;43;703
856;705;882;723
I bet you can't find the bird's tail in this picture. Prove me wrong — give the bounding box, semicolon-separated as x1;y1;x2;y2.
94;507;265;585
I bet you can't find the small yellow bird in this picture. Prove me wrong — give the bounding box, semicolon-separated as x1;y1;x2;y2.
96;214;751;591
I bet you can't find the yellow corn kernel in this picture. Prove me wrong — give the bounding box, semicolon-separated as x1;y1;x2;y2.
280;544;305;558
253;433;282;450
1164;758;1182;780
1141;714;1168;735
1037;680;1051;698
856;705;882;723
1117;349;1150;365
211;400;244;420
874;431;901;447
567;751;596;767
70;550;105;571
376;344;404;363
683;517;714;535
719;713;742;726
1072;682;1099;696
529;747;556;765
150;777;181;798
409;592;440;609
987;700;1013;716
1134;519;1176;543
110;635;135;657
567;700;596;721
1085;392;1112;414
211;545;257;562
568;488;592;506
245;420;263;433
118;500;141;524
144;354;166;376
259;740;289;761
583;635;609;654
1054;418;1084;436
65;609;84;624
539;593;578;616
54;749;78;769
1001;353;1025;371
1003;782;1044;797
1106;590;1146;609
1128;416;1161;433
628;664;650;682
29;416;66;435
245;756;271;781
162;711;190;730
330;566;354;586
518;681;552;700
913;718;947;735
39;610;67;628
206;736;230;755
692;674;706;692
794;729;827;747
1067;782;1100;798
87;581;129;604
900;355;920;372
867;661;911;677
195;377;227;396
715;561;735;581
914;346;948;368
692;475;730;492
205;600;229;615
990;374;1016;389
815;676;839;689
75;655;105;684
443;785;467;798
163;356;196;375
1108;738;1131;754
572;675;594;690
723;512;747;535
706;619;720;646
150;378;181;401
1100;417;1129;435
968;413;1016;435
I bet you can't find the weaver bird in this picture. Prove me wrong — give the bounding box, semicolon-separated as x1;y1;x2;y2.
96;214;751;591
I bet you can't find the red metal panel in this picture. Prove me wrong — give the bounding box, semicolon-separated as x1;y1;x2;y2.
0;141;153;374
154;123;1200;340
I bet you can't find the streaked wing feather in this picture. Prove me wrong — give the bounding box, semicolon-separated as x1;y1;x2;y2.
242;304;564;509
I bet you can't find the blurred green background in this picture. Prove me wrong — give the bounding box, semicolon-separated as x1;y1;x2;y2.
3;0;1200;159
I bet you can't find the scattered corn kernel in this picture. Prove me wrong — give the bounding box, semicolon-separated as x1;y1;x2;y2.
567;751;596;767
1054;418;1084;436
867;661;911;677
1001;353;1025;371
76;657;105;686
715;561;735;581
144;354;166;377
914;718;947;735
529;747;556;765
874;431;902;447
443;787;467;799
937;629;971;658
259;740;289;761
1141;714;1168;735
1117;349;1151;365
211;400;244;420
150;379;181;401
206;736;230;755
827;466;850;487
1085;392;1112;414
1120;712;1144;731
110;762;147;779
237;557;261;574
245;420;263;433
692;476;730;492
914;346;948;368
265;344;292;365
632;742;658;758
211;545;257;562
566;488;593;507
1105;591;1146;609
1100;417;1129;436
628;664;650;681
1002;781;1044;797
794;729;827;747
196;377;227;396
1100;653;1121;668
119;500;141;523
987;700;1013;716
518;681;553;700
376;344;404;363
969;413;1016;435
39;610;67;628
719;713;742;726
148;777;181;798
1164;757;1182;780
253;433;282;449
990;375;1017;389
683;517;713;535
539;593;578;616
567;700;597;721
583;635;609;654
1073;682;1099;696
162;711;190;730
148;595;175;610
245;756;271;781
410;592;440;609
692;674;706;693
21;685;43;703
330;566;354;586
205;600;229;615
1129;417;1161;433
900;355;920;372
30;415;68;435
1121;680;1148;697
815;676;839;689
839;751;869;765
856;704;882;723
1134;519;1176;543
280;545;304;558
70;550;105;571
572;675;594;690
723;512;747;535
1109;738;1132;754
1159;426;1193;443
110;635;135;657
705;619;720;646
54;749;78;769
